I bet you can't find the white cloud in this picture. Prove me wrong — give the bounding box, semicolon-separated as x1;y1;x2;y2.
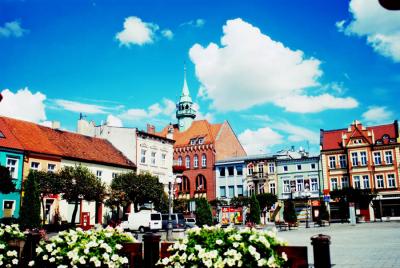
238;127;283;154
115;16;159;46
192;103;214;122
0;20;27;38
338;0;400;62
119;98;176;123
362;106;394;124
273;122;319;144
0;88;46;123
190;18;356;113
106;114;123;127
275;94;358;113
161;29;174;40
54;100;107;114
181;18;205;28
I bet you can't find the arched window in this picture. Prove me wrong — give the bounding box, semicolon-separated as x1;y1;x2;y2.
196;175;207;191
185;156;190;169
179;176;190;193
201;154;207;167
194;155;199;168
177;156;182;166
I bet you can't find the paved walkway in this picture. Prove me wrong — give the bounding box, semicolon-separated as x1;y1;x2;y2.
277;221;400;267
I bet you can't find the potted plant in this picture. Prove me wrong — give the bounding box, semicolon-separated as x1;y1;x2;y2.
157;225;288;267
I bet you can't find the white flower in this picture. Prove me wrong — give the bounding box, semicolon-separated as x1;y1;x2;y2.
0;244;5;249
111;254;119;261
282;252;288;261
28;261;35;266
79;256;86;265
216;239;223;245
94;260;101;267
57;265;68;268
257;258;267;266
49;257;55;263
115;244;123;250
12;258;18;265
42;255;48;260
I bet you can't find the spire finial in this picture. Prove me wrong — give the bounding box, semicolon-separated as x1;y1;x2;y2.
182;62;190;97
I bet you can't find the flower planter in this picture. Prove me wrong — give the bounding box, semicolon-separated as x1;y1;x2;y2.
121;242;143;267
8;239;25;257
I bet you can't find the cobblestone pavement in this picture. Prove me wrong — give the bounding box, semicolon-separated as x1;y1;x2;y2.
277;221;400;268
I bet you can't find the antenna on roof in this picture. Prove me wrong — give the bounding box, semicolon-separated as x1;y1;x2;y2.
79;113;87;120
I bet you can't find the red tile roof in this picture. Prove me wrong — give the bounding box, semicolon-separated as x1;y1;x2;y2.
158;120;223;147
0;118;24;151
1;116;135;168
321;121;398;151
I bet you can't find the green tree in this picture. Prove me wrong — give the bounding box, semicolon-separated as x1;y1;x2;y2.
230;196;250;208
256;193;277;223
0;165;16;194
19;171;41;229
59;165;106;225
195;198;213;226
173;198;188;213
283;200;297;223
209;198;228;208
319;200;330;221
36;171;63;225
248;194;261;224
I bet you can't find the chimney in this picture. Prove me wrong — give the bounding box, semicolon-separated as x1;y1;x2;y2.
167;124;174;140
147;124;155;134
52;121;61;129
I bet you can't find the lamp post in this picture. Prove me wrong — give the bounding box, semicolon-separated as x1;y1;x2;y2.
167;175;182;241
302;188;311;228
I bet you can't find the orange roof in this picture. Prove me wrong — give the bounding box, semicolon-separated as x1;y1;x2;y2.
1;116;135;168
0;118;24;151
158;120;222;147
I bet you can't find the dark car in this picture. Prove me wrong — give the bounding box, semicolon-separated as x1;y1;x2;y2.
161;213;186;229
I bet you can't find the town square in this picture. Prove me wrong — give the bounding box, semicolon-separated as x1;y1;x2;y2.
0;0;399;267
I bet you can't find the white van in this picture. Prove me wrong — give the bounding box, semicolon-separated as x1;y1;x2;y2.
119;210;162;233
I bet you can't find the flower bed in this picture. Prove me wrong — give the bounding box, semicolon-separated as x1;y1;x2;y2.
0;224;26;267
158;225;288;267
32;226;136;268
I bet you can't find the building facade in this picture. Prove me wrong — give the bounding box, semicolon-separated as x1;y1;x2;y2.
215;158;247;201
244;155;277;196
320;120;400;221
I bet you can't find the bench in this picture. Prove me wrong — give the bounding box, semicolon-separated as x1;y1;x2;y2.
314;220;329;227
275;221;289;231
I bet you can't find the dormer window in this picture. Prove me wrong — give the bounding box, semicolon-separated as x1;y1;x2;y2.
190;139;196;145
198;138;204;144
353;139;362;144
0;131;5;138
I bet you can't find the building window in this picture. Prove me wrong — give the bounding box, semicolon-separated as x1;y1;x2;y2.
237;185;243;196
248;165;253;176
219;167;225;177
195;175;206;191
376;175;384;188
179;176;190;193
353;176;361;189
48;164;56;173
341;176;349;188
112;173;118;179
140;149;146;164
258;164;264;176
385;151;393;164
219;186;226;198
351;152;358;167
190;139;196;145
228;186;235;197
151;151;156;165
269;182;276;195
296;177;304;192
269;163;275;173
3;201;14;217
374;152;382;165
283;180;290;193
193;155;199;168
311;178;318;192
329;156;336;169
198;138;204;144
201;154;207;167
161;153;166;167
363;175;370;189
177;156;182;166
236;165;243;176
96;170;102;179
387;174;396;188
339;155;347;168
31;162;40;170
227;166;234;176
297;164;302;171
360;152;367;166
6;158;18;179
283;166;288;172
310;163;316;170
330;178;338;190
185;156;190;169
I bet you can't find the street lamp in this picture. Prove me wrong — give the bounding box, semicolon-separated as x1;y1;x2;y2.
302;188;311;228
167;175;182;241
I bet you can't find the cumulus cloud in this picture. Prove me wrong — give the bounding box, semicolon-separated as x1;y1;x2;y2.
337;0;400;62
180;19;205;28
54;100;108;114
0;88;46;122
192;103;214;122
115;16;173;46
362;106;394;124
106;114;123;127
0;20;28;38
189;18;357;113
238;127;283;154
275;94;358;113
273;122;319;144
119;98;176;123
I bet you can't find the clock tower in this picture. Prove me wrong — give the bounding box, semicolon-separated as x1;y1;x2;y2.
176;65;196;131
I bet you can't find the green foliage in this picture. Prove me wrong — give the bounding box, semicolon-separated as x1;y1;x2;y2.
209;198;228;208
256;193;277;212
19;171;41;229
330;187;376;206
319;200;330;221
195;198;213;226
173;198;188;213
36;170;63;224
0;165;16;194
283;200;297;223
248;194;261;224
229;196;250;208
156;192;169;214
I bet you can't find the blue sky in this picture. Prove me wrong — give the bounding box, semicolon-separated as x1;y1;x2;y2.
0;0;399;155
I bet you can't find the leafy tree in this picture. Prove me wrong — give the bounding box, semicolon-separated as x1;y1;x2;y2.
195;198;213;226
36;171;63;225
19;171;41;229
156;192;169;214
209;198;228;208
256;193;277;223
0;165;16;194
230;196;250;208
104;189;130;221
248;194;261;224
283;200;297;223
319;200;330;221
173;198;188;213
59;165;106;225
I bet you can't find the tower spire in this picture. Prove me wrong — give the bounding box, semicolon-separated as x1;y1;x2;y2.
182;63;190;98
176;63;196;131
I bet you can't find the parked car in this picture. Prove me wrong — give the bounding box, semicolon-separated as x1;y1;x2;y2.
119;210;162;233
161;213;186;229
184;218;196;228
